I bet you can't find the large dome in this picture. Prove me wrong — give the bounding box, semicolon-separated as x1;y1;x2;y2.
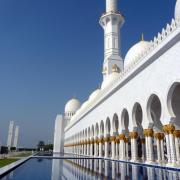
175;0;180;21
101;72;120;89
124;40;151;68
65;98;81;113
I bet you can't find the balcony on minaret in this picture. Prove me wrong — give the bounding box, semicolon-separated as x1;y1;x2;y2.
100;0;124;75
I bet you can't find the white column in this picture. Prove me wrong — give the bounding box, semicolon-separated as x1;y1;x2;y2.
145;136;149;161
83;144;85;155
115;138;119;159
144;129;154;163
111;136;116;159
91;139;94;156
119;137;125;160
169;134;177;164
125;140;129;160
130;138;134;160
156;138;161;162
173;130;180;163
99;142;103;157
94;141;97;157
105;141;108;158
148;136;154;162
163;124;177;165
130;132;138;162
160;139;165;162
104;136;110;158
141;139;145;161
90;142;92;156
175;137;180;162
87;140;89;155
155;133;165;163
165;134;171;164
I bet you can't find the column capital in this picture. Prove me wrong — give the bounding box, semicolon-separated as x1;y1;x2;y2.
143;129;154;137
115;136;119;143
140;139;145;144
154;133;164;140
98;137;104;144
95;138;99;144
110;136;116;142
119;134;125;140
129;131;138;139
124;138;129;143
91;139;95;144
163;124;175;134
173;130;180;138
104;136;110;142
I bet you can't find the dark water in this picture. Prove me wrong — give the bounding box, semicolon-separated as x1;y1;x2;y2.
1;158;180;180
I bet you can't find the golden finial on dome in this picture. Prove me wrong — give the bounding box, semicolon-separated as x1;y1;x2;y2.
141;33;144;41
112;64;120;73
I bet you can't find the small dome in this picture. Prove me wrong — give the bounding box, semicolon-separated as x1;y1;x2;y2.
81;100;89;110
65;98;81;113
101;72;120;89
175;0;180;21
124;40;151;68
89;89;101;101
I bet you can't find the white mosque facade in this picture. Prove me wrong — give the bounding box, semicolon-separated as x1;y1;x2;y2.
54;0;180;167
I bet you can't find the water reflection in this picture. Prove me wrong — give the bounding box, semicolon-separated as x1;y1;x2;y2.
51;159;63;180
2;158;180;180
51;159;180;180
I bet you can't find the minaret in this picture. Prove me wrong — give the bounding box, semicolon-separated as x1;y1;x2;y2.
7;121;14;150
13;126;19;149
100;0;124;79
53;115;65;155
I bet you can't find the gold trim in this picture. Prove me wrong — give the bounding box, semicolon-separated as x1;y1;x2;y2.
163;124;175;134
129;132;138;139
112;64;120;73
104;136;110;142
98;137;104;144
119;134;125;141
154;133;164;140
110;136;116;142
173;130;180;138
140;139;145;144
124;138;129;143
144;129;154;137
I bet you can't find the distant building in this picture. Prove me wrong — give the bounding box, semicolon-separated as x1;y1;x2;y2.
13;126;19;149
7;121;14;149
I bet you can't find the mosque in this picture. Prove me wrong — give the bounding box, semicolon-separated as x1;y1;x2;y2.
53;0;180;167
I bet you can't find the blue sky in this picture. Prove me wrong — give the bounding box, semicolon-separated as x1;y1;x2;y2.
0;0;176;147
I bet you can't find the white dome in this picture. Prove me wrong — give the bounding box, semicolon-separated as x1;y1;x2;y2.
101;72;120;89
175;0;180;20
124;40;151;68
89;89;101;101
65;98;81;113
81;100;89;110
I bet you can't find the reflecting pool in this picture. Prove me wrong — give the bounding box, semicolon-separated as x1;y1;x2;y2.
1;158;180;180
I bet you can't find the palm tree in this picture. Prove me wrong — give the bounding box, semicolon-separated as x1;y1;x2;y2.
37;141;45;151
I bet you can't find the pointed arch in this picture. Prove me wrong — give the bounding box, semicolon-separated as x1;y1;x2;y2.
112;113;119;134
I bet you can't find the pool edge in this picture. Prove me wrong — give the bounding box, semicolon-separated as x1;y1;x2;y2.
0;155;33;178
